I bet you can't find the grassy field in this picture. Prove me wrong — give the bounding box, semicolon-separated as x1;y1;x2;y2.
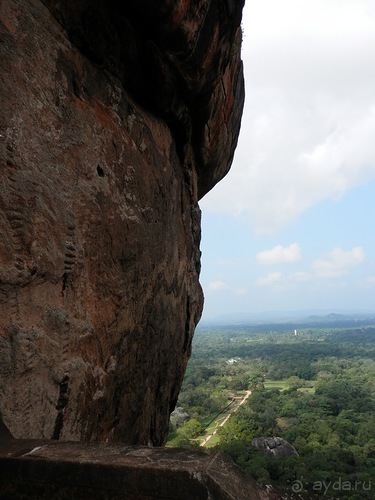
205;434;220;447
298;386;315;393
264;379;288;390
264;379;315;393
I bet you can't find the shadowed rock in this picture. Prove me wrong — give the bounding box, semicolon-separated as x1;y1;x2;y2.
0;424;266;500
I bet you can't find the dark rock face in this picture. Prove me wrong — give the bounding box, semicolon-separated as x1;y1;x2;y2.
0;0;244;445
42;0;245;198
252;437;299;459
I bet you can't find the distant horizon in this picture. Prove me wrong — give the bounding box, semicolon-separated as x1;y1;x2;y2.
198;308;375;326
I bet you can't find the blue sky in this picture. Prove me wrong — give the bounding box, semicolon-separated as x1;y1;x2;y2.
199;0;375;321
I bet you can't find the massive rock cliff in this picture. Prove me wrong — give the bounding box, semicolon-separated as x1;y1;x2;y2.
0;0;245;445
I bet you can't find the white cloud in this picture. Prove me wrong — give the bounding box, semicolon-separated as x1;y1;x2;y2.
207;280;227;292
257;272;282;286
312;246;365;278
201;0;375;233
256;243;301;265
235;287;247;296
365;276;375;285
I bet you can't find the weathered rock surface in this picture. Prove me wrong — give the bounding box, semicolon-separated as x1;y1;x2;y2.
0;0;244;445
252;437;299;459
0;429;267;499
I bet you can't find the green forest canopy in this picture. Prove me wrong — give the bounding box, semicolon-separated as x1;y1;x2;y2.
169;317;375;499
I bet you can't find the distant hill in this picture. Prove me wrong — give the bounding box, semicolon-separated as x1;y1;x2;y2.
199;310;375;327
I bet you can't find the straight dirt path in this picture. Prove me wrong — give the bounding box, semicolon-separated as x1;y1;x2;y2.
200;390;251;447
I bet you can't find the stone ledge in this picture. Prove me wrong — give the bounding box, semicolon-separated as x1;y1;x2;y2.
0;434;266;499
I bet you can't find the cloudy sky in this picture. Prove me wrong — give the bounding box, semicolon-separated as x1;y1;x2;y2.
199;0;375;321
